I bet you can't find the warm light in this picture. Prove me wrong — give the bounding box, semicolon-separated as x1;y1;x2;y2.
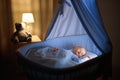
22;13;34;34
22;13;34;23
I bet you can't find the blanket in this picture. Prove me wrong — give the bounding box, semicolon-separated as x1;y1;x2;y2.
26;47;97;68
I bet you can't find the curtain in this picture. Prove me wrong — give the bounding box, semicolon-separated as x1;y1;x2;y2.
45;0;112;53
11;0;54;40
0;0;13;55
39;0;54;40
71;0;112;53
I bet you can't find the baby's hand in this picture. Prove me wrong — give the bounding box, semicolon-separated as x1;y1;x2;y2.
53;48;58;53
86;55;91;60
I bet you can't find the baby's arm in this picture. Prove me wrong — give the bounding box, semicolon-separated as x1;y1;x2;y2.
86;55;91;60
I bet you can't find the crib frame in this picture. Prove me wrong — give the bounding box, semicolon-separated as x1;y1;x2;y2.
17;50;111;80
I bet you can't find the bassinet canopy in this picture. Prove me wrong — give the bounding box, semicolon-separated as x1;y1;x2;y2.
16;0;112;79
45;0;112;54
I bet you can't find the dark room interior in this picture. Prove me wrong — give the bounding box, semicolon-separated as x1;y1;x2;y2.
0;0;120;80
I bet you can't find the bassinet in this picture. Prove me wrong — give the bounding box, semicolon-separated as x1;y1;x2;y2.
16;0;112;80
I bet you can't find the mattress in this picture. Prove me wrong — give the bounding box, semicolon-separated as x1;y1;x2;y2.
26;47;97;68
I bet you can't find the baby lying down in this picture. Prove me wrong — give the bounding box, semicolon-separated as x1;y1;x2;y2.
27;46;97;68
52;46;91;62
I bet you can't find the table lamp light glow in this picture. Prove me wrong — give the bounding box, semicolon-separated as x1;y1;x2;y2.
22;13;34;33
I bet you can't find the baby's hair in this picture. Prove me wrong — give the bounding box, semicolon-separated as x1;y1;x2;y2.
72;46;84;52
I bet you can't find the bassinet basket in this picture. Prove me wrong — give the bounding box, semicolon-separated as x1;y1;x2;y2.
17;35;111;80
16;0;112;80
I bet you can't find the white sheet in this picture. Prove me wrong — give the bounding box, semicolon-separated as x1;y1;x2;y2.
27;47;97;68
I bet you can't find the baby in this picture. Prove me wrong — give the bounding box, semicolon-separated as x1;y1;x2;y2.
72;46;91;59
72;46;86;58
33;46;92;68
53;46;91;59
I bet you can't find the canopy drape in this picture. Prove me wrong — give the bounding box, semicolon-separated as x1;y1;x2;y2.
45;0;112;53
71;0;112;53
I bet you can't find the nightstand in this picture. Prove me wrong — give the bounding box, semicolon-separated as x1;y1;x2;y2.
32;35;41;42
15;35;41;49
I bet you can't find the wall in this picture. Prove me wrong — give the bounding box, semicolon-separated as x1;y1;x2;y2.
11;0;55;40
98;0;120;79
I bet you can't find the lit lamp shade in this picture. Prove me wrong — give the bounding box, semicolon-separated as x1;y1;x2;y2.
22;13;34;23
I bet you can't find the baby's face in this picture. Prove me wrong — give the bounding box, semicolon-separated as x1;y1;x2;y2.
72;46;86;58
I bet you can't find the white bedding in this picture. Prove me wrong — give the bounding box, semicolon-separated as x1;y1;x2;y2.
26;47;97;68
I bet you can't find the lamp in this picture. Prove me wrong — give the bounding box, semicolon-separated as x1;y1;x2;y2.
22;13;34;33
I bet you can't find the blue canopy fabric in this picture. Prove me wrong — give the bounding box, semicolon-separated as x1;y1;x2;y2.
71;0;112;53
45;0;112;53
